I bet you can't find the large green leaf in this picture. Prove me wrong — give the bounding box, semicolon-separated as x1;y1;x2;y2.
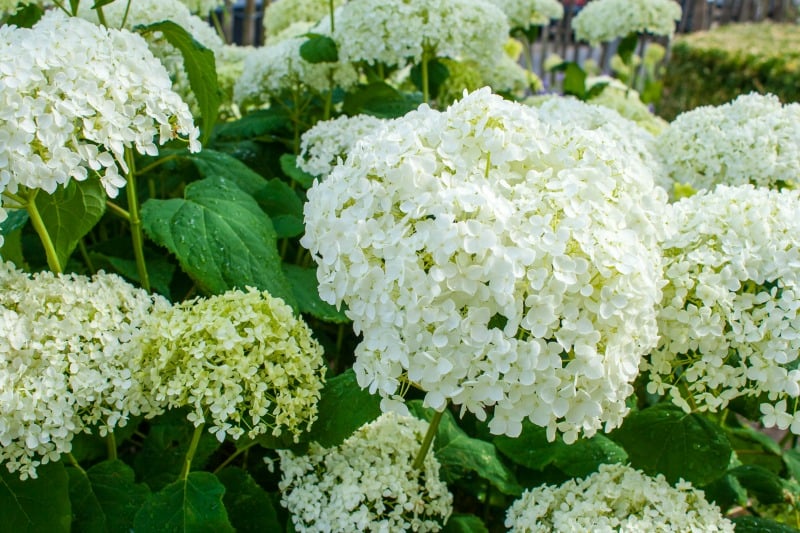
283;264;349;324
134;472;234;533
279;154;316;189
212;108;291;141
442;514;489;533
138;21;220;143
730;465;792;505
216;467;282;533
184;149;266;196
305;369;381;447
34;179;106;271
87;459;151;533
299;33;339;63
0;461;71;532
610;403;732;486
141;176;296;308
133;409;222;492
732;516;800;532
67;466;105;533
409;401;522;496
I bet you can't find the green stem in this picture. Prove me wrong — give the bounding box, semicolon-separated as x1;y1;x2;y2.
421;52;430;104
522;35;535;75
120;0;132;28
78;238;96;273
412;405;446;470
25;189;62;274
328;0;335;33
105;200;131;221
124;148;150;292
213;441;258;474
136;153;178;176
66;453;86;475
107;432;118;461
95;4;108;27
180;424;205;481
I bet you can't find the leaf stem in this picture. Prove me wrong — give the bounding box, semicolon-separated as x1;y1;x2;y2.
107;432;118;461
412;405;446;470
213;440;258;474
25;189;62;274
421;52;430;104
66;452;86;475
124;148;151;292
180;423;205;481
136;153;179;176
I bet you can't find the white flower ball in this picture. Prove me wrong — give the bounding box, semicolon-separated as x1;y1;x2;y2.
302;88;666;442
572;0;682;45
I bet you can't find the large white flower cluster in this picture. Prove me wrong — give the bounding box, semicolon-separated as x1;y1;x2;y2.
656;93;800;192
177;0;222;14
488;0;564;30
586;76;668;136
572;0;682;45
533;96;669;195
0;11;199;202
505;463;734;532
329;0;509;68
263;0;345;40
0;263;169;480
298;114;388;178
137;288;326;442
278;412;453;532
645;185;800;424
302;89;666;442
233;37;358;110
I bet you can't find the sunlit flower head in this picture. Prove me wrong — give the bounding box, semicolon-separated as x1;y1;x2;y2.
263;0;345;41
279;412;453;532
505;463;734;532
572;0;682;45
302;88;666;442
487;0;564;30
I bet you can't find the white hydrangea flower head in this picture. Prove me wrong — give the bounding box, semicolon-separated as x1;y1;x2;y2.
137;288;326;443
263;0;345;41
505;463;734;532
585;76;668;136
0;11;200;201
177;0;222;14
233;36;358;110
278;412;453;532
0;262;170;480
572;0;682;45
533;96;670;195
656;93;800;192
302;88;666;442
298;114;388;178
487;0;564;29
644;185;800;424
330;0;509;68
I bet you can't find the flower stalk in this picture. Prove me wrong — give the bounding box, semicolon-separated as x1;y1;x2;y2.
412;405;446;471
124;147;151;292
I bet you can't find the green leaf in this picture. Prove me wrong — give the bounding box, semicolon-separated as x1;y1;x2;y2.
212;108;291;141
133;409;222;491
185;149;266;196
141;176;296;308
67;466;106;533
299;33;339;63
561;62;588;99
138;21;220;143
86;460;151;533
279;154;316;189
134;472;234;533
409;401;522;496
610;403;732;486
442;514;489;533
69;0;80;15
732;516;800;533
91;0;115;8
34;179;106;270
343;82;422;118
253;179;303;218
216;468;282;533
271;215;305;238
5;1;43;27
783;449;800;482
701;473;747;511
305;369;381;447
493;421;559;471
617;32;640;66
283;264;350;324
585;81;610;101
0;209;28;234
0;229;26;268
0;461;71;532
730;465;791;505
89;252;175;299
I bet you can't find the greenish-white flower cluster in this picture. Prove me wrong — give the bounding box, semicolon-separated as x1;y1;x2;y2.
302;89;666;443
0;263;169;480
278;412;453;532
572;0;682;45
505;463;734;532
137;288;326;442
488;0;564;30
585;77;668;136
0;10;199;213
177;0;222;14
656;93;800;191
298;114;388;178
329;0;509;68
645;186;800;428
233;36;358;109
263;0;345;40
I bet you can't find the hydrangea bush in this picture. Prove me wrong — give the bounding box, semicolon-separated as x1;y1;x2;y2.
1;1;799;531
